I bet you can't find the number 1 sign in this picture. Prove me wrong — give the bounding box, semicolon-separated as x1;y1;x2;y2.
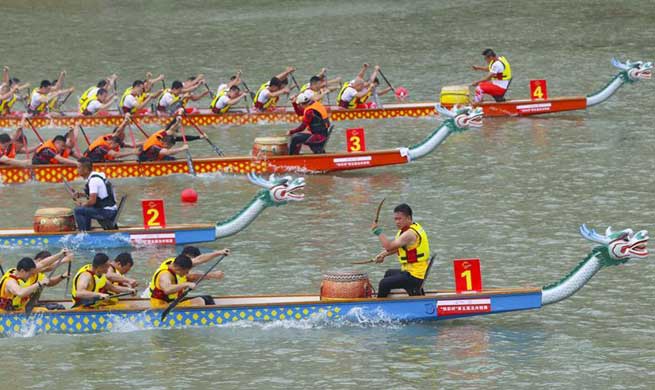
453;258;482;293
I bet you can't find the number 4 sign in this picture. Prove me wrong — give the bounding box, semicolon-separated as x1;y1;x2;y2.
453;258;483;293
530;79;548;100
141;199;167;229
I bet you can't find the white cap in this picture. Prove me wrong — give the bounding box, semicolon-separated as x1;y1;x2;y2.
295;91;312;105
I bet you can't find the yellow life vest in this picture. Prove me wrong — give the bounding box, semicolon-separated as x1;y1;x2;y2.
300;83;310;92
79;86;98;109
359;90;372;104
0;94;17;113
253;82;278;110
0;268;43;311
396;222;430;279
71;264;108;307
157;89;181;108
489;56;512;81
336;82;357;109
210;94;231;114
30;88;48;112
149;258;188;303
119;87;132;110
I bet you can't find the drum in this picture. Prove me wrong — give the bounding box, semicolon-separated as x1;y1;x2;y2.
252;136;289;157
440;85;470;105
33;208;76;233
320;270;373;300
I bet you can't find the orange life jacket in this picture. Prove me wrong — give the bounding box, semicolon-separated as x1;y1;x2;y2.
33;139;61;164
139;129;167;160
84;134;119;161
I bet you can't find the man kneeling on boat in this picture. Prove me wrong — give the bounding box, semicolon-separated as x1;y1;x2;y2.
73;158;119;231
72;253;136;308
471;48;512;103
371;203;430;297
149;248;229;308
287;91;331;155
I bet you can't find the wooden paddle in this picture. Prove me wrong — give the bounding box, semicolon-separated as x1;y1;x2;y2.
377;69;396;94
77;291;134;308
64;261;72;298
241;80;256;99
62;178;78;200
183;113;225;156
129;116;150;138
24;116;45;143
179;124;197;176
25;252;70;317
351;198;386;265
204;83;215;100
78;125;92;146
290;74;302;92
160;255;225;321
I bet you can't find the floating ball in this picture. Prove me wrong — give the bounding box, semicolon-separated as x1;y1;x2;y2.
395;86;409;101
181;188;198;203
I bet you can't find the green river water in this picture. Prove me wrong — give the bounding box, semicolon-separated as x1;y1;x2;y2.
0;0;654;389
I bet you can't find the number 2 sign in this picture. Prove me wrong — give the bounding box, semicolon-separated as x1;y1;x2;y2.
141;199;167;229
453;258;482;293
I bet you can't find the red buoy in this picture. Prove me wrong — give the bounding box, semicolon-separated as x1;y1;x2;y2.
181;188;198;203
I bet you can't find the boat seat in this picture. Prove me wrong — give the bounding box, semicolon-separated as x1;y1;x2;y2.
98;195;127;230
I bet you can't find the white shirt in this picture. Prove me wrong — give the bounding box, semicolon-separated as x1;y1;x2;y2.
214;95;231;110
29;90;47;110
490;60;510;89
257;88;271;104
216;83;228;97
340;86;357;103
159;91;176;108
88;171;117;210
86;99;102;114
123;94;138;109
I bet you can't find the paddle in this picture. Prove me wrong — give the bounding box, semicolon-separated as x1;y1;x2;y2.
377;68;396;94
78;125;92;146
324;69;331;105
25;252;70;317
179;124;196;176
129;116;150;138
160;255;225;321
352;198;386;265
78;291;134;307
54;90;73;114
204;83;215;100
64;261;72;298
183;113;225;156
351;259;375;265
290;74;302;92
62;178;78;200
241;80;256;99
24;116;45;143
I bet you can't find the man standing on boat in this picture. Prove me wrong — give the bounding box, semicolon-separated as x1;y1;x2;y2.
471;48;512;102
371;203;431;298
71;253;136;308
72;157;118;231
287;92;331;154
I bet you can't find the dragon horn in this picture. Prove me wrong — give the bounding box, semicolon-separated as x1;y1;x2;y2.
611;58;629;71
247;173;271;188
579;224;611;244
435;103;455;118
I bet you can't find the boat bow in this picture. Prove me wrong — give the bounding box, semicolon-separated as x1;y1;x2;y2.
214;173;305;238
541;224;649;305
586;58;652;106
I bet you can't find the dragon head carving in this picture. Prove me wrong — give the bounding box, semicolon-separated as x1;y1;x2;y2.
611;58;653;82
248;173;305;206
579;224;649;265
435;104;484;131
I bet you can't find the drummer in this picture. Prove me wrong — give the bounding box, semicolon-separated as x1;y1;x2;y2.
71;253;136;308
371;203;431;297
148;248;229;308
0;258;52;311
72;158;118;231
287;91;331;155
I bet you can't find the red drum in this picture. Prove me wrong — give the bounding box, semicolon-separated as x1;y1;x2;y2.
320;270;373;300
33;208;76;233
252;137;289;157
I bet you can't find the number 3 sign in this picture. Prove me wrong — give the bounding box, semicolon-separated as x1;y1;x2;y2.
346;128;366;152
141;199;167;229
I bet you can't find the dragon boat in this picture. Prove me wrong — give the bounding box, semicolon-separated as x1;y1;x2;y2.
443;58;652;117
0;105;483;185
0;174;304;249
0;224;647;336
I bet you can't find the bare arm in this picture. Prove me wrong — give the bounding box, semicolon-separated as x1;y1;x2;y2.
190;249;230;266
73;273;105;299
159;272;195;295
275;66;296;81
6;278;44;298
0;155;31;167
356;63;370;79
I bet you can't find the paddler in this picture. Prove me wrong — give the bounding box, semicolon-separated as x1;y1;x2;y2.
28;79;74;116
0;132;31;167
119;80;163;115
156;79;208;115
148;248;229;308
0;67;30;116
297;68;341;103
137;115;204;161
81;88;116;116
83;115;139;162
78;74;118;112
0;258;51;312
371;203;430;297
72;157;118;231
336;76;375;110
33;250;73;287
71;253;136;308
471;48;512;102
287;91;331;155
107;253;138;289
31;134;80;165
216;71;242;98
210;85;248;114
252;66;295;112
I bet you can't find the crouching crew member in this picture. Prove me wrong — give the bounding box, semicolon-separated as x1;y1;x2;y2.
73;158;118;231
287;92;331;155
71;253;136;308
371;203;430;297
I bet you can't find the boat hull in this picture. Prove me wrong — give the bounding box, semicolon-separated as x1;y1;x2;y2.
475;96;588;117
0;103;437;129
0;289;542;336
0;224;215;249
0;149;409;184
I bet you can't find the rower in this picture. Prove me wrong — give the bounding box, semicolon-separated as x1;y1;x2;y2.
371;203;431;297
71;253;136;308
0;71;30;116
298;68;341;103
287;92;331;155
28;80;73;116
72;158;118;231
78;74;118;111
83;116;139;162
119;80;163;115
252;66;295;112
216;71;241;98
336;63;376;109
0;258;51;312
80;88;116;116
107;253;138;288
137;115;204;162
156;80;206;115
210;85;247;114
33;250;73;287
46;71;74;112
31;134;80;165
356;66;392;108
471;48;512;102
0;133;30;167
148;250;228;309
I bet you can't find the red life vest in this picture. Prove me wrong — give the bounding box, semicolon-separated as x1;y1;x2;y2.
1;143;16;159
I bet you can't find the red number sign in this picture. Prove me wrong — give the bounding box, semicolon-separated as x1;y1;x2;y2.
453;258;482;293
346;128;366;152
529;79;548;100
141;199;166;229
